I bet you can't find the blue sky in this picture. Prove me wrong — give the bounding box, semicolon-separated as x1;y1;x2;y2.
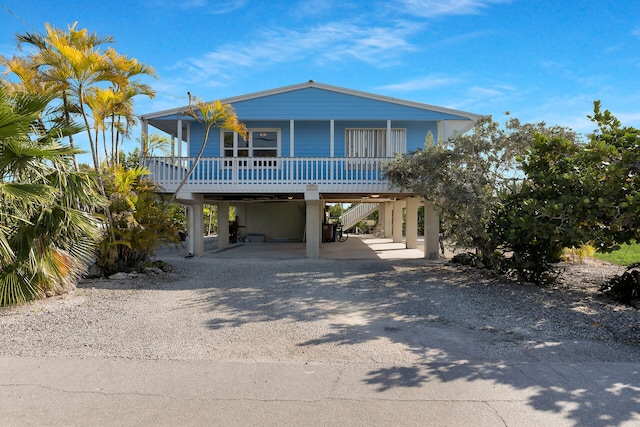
1;0;640;157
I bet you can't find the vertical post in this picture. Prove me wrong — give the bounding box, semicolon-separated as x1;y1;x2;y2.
192;201;204;257
186;194;204;257
330;120;335;157
290;120;295;157
330;120;335;183
384;202;393;238
378;204;385;237
392;200;404;243
187;206;194;255
290;120;295;183
218;201;230;249
305;185;320;259
386;120;392;157
406;197;419;249
177;119;183;158
186;121;191;153
424;201;440;260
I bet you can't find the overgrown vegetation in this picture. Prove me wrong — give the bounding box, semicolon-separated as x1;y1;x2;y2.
1;23;182;297
386;104;639;286
0;89;104;306
600;264;640;305
95;163;180;276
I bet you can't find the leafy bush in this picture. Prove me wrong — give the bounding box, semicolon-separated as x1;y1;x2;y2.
95;166;180;276
451;252;480;266
600;266;640;305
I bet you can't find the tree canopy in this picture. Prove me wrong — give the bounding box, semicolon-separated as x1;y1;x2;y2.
386;105;638;283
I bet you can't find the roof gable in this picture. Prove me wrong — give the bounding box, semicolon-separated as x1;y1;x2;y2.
142;81;481;122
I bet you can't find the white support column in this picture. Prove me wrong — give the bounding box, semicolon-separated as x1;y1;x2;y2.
305;185;320;259
330;120;335;157
330;120;335;181
217;201;230;249
392;200;405;243
384;202;393;238
187;206;194;255
177;119;183;158
186;121;191;153
290;120;295;156
406;197;419;249
424;201;440;260
187;194;204;257
386;120;392;157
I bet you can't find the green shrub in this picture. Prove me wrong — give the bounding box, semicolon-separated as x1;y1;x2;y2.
599;265;640;305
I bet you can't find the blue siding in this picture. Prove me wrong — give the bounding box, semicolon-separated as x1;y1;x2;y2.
231;88;467;121
187;119;440;158
189;120;291;157
188;125;209;157
293;121;331;157
394;121;439;151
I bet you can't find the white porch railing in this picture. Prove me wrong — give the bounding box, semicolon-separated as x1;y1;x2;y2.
144;157;395;193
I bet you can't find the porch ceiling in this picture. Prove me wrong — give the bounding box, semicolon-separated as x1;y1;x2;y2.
179;192;413;204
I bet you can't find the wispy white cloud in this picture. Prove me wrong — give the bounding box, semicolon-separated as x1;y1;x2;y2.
379;76;460;91
293;0;353;18
397;0;512;18
173;20;420;85
467;86;506;98
150;0;247;14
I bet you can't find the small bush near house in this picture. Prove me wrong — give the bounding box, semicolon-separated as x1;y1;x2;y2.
599;264;640;306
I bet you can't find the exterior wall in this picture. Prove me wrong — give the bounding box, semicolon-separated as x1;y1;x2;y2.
292;121;331;157
176;88;471;158
188;119;440;158
394;121;439;151
231;88;466;121
245;201;306;241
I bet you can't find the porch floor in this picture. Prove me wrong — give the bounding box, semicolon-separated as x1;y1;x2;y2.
163;234;447;261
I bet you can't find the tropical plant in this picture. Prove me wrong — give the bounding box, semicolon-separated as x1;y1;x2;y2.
170;99;247;203
384;116;577;267
0;88;104;306
2;22;156;173
96;164;180;275
599;265;640;305
490;103;639;284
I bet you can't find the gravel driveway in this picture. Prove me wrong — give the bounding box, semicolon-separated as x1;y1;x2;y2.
1;250;638;365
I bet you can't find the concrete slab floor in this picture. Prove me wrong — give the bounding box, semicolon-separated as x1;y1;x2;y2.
173;234;441;260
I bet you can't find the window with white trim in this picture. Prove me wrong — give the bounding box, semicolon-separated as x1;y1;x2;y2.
222;129;280;167
345;128;406;157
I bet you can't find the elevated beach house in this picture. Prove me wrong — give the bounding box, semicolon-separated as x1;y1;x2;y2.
140;81;481;258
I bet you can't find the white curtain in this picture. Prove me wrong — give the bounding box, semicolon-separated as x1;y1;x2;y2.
345;128;406;157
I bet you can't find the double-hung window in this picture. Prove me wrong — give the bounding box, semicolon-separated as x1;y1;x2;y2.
222;129;279;167
345;128;406;158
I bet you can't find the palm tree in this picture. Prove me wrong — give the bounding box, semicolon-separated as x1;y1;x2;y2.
170;99;247;203
3;23;115;171
0;88;104;306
